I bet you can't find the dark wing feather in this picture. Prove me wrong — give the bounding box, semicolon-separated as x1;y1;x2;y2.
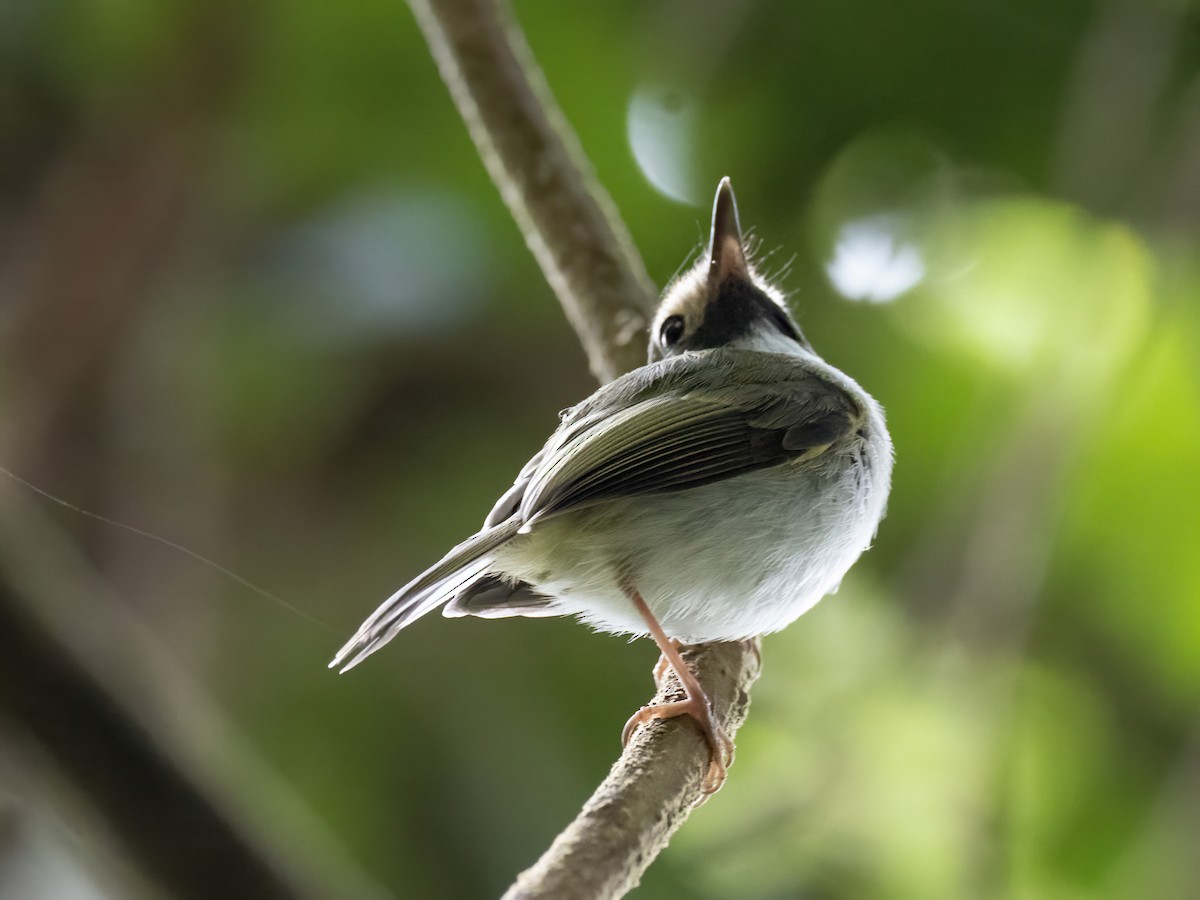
514;350;861;524
443;574;555;618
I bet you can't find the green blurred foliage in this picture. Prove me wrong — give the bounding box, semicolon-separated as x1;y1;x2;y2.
2;0;1199;897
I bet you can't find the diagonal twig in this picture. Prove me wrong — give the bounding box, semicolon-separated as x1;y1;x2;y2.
408;0;657;383
407;1;763;896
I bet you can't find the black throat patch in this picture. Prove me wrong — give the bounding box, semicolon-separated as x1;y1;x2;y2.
686;277;801;350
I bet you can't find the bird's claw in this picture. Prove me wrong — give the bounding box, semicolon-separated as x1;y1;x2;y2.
621;693;734;797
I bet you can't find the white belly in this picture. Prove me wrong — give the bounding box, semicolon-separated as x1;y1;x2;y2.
491;426;891;643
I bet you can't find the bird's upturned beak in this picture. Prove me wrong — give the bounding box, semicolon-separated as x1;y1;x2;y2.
708;177;749;285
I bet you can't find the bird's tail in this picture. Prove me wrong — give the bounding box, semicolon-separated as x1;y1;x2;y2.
330;520;521;672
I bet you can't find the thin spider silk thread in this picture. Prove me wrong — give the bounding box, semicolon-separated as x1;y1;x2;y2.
0;464;332;631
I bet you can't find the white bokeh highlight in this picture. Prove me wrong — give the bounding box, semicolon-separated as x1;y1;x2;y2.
826;215;925;303
627;84;700;205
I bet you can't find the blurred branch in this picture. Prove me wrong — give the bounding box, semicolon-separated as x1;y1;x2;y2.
0;489;392;900
7;126;190;470
1052;0;1182;215
4;0;245;470
408;0;762;896
0;9;388;897
407;0;657;383
0;570;305;900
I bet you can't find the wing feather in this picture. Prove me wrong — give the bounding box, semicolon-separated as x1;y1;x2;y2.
514;350;860;523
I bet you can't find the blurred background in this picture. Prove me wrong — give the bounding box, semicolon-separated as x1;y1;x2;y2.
2;0;1199;897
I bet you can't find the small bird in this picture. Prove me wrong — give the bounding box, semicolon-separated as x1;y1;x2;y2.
332;178;893;794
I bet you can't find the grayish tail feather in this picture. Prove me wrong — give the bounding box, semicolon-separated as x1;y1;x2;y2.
443;575;557;619
330;520;521;672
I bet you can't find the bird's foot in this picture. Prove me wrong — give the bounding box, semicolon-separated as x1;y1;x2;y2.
621;684;734;796
618;576;736;798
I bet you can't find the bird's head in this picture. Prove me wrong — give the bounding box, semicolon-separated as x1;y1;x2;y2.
649;178;809;362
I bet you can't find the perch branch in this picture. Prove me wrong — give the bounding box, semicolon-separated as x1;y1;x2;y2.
503;642;761;900
407;0;657;382
408;0;763;896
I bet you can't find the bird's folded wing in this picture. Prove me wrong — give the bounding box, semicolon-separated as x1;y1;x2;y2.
514;350;860;524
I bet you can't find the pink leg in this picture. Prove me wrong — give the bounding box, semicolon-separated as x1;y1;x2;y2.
619;582;734;796
652;639;683;687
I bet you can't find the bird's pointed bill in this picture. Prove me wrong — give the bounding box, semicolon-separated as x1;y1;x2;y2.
709;177;749;284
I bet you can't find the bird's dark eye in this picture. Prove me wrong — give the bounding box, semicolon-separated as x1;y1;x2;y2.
659;315;685;348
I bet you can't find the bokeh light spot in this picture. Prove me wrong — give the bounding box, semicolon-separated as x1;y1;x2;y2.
825;215;926;303
627;83;701;205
